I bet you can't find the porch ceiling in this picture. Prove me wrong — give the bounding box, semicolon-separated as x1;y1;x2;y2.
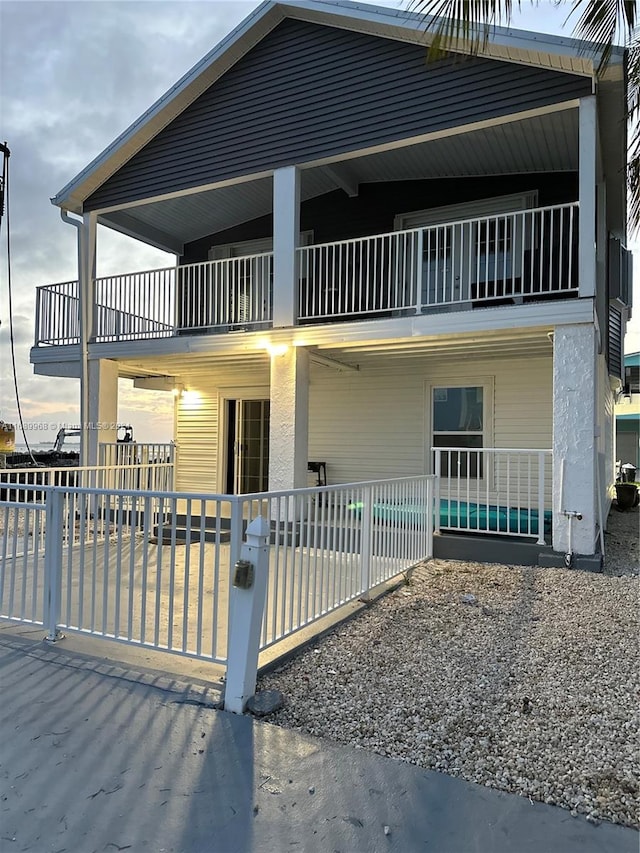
114;326;554;381
312;327;556;365
99;108;578;253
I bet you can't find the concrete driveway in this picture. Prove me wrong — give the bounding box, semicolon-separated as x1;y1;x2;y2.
0;630;637;853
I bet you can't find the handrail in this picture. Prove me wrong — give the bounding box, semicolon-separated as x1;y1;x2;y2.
298;202;579;321
34;202;579;345
432;446;552;544
300;202;578;252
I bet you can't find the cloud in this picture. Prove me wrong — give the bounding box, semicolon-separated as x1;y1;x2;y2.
1;0;637;446
0;1;253;439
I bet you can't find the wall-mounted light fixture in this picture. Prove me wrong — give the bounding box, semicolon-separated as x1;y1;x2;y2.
181;389;202;407
265;342;289;357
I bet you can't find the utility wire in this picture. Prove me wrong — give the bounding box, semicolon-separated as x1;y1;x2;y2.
1;143;39;466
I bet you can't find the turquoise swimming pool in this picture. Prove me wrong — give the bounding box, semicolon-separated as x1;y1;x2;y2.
348;498;552;537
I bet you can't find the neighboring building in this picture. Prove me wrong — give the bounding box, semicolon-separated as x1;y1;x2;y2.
616;352;640;473
30;0;632;563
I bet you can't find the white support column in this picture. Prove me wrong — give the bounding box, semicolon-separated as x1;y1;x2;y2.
579;96;597;299
552;324;598;556
79;212;97;466
268;346;309;491
87;359;119;466
272;166;300;328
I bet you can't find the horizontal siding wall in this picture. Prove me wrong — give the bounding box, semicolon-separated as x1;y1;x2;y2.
175;388;220;493
175;353;553;495
308;356;553;484
175;366;270;493
86;19;590;210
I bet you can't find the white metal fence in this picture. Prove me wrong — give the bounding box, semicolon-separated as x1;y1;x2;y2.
0;499;47;625
433;447;552;544
34;255;274;346
0;475;435;681
238;476;434;650
176;253;273;332
0;461;174;500
34;280;80;345
98;441;175;469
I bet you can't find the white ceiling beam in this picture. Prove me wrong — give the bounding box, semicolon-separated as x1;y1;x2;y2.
309;350;359;372
321;164;359;198
133;375;180;392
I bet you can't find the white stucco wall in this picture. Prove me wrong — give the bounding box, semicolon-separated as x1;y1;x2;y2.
87;358;119;466
552;325;598;555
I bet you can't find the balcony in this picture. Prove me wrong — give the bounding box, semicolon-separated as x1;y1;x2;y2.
34;203;578;347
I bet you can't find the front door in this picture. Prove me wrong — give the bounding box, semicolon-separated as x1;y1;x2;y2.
225;399;270;494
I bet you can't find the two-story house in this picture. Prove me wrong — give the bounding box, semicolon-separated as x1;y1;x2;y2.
30;0;632;566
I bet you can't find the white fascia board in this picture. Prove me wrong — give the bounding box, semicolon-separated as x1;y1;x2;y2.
27;300;595;366
30;344;81;366
280;0;622;72
288;298;596;347
32;360;82;379
51;0;622;216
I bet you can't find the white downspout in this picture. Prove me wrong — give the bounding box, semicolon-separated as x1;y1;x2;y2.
60;209;89;467
595;440;606;559
559;456;583;568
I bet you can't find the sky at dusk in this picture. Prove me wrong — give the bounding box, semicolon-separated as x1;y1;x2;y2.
0;0;638;447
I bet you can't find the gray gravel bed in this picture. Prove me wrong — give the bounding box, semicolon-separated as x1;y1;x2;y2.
260;507;639;829
604;504;639;576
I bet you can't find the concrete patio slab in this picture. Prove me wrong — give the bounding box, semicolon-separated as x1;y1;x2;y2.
1;631;637;853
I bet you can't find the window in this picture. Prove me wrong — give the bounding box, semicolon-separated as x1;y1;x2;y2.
432;385;484;477
209;233;314;326
394;193;537;306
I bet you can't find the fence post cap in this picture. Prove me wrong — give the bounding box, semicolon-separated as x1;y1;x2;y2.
246;515;270;542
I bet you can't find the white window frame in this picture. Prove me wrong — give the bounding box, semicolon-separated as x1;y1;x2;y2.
426;377;494;480
208;231;314;261
394;192;538;233
395;193;538;304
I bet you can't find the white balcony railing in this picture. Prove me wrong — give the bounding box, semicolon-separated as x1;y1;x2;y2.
35;281;81;345
35;255;273;346
432;447;552;544
298;203;578;321
34;203;577;346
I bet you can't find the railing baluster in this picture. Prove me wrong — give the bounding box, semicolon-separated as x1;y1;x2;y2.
34;204;579;340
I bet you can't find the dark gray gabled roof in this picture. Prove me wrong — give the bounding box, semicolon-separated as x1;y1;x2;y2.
52;0;624;216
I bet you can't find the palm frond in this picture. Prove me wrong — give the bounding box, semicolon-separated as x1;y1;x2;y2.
410;0;519;61
565;0;635;70
629;145;639;234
